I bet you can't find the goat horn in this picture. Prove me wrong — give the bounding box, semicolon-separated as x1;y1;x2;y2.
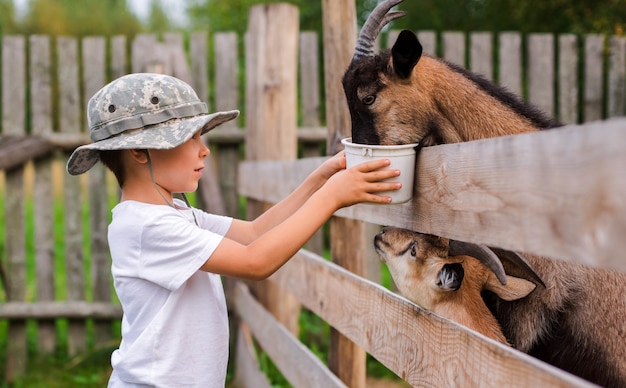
488;247;546;288
354;0;406;59
449;240;508;285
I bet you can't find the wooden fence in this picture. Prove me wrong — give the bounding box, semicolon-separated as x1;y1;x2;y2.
1;2;626;386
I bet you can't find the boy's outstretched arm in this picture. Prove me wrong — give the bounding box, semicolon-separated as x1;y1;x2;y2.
202;158;401;279
226;151;351;245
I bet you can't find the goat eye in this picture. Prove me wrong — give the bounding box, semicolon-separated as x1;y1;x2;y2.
362;95;376;105
410;242;417;258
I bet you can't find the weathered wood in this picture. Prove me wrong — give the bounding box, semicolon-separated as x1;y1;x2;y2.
558;34;579;124
0;302;122;319
83;36;113;346
2;34;27;384
244;3;301;337
234;283;347;388
269;250;594;387
417;31;437;56
528;34;555;117
608;36;626;117
30;34;56;355
299;31;324;255
110;35;127;79
442;31;465;67
58;36;87;357
0;136;54;171
584;35;605;122
499;32;522;96
239;119;626;273
321;1;366;386
232;323;273;388
470;32;493;80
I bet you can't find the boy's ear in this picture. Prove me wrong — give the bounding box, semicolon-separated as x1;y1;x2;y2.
128;149;149;164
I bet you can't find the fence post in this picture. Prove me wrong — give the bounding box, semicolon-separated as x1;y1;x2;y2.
30;34;56;356
2;35;27;384
58;36;87;357
321;1;366;387
244;3;301;335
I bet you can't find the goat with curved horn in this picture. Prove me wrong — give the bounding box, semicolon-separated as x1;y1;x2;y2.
353;0;406;59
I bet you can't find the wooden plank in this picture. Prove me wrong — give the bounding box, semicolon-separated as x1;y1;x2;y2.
164;33;192;84
321;0;366;386
417;31;437;56
584;35;605;122
528;34;555;117
558;34;579;124
299;31;324;255
0;302;122;319
110;35;127;79
58;36;87;356
470;32;493;80
83;36;113;346
2;35;27;384
0;136;54;171
213;32;241;218
498;32;522;96
239;119;626;273
232;323;273;388
131;34;157;73
269;250;594;387
190;31;209;104
30;34;56;355
442;31;465;67
244;2;301;336
608;36;626;117
234;283;347;388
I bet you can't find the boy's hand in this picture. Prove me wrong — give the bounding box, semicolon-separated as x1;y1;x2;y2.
315;150;347;181
325;158;401;207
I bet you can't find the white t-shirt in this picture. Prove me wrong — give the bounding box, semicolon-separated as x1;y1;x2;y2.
107;199;233;388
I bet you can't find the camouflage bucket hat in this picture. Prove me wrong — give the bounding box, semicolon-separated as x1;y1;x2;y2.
66;73;239;175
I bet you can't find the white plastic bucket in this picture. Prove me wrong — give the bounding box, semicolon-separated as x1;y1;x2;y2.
341;137;419;204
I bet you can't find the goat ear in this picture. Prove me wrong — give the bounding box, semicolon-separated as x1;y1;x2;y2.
449;240;507;285
488;248;546;288
391;30;422;79
484;273;536;301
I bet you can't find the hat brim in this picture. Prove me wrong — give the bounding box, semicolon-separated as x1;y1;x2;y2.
66;110;239;175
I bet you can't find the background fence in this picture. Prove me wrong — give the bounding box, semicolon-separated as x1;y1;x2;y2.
1;2;625;386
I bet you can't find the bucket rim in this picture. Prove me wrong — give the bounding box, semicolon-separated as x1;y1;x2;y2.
341;137;419;150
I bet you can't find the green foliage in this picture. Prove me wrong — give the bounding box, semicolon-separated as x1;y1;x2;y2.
394;0;626;35
0;0;17;33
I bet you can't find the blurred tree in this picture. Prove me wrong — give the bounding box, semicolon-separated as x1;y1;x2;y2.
23;0;142;36
0;0;17;33
147;0;173;35
394;0;626;35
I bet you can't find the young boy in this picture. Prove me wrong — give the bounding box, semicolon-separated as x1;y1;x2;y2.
67;73;401;387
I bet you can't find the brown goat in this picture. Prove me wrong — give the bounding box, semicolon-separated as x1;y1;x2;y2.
373;227;536;345
342;0;560;146
375;227;626;388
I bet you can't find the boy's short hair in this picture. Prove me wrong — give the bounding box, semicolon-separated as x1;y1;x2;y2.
99;150;126;187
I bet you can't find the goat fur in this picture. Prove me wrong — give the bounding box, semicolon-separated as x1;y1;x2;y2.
375;227;626;388
343;29;560;146
373;227;536;345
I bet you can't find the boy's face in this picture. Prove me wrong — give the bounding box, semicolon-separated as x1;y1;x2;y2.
147;130;209;195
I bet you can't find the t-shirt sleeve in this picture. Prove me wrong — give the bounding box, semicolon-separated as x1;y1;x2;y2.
139;212;226;291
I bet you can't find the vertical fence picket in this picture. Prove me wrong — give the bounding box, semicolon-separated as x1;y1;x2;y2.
58;36;87;357
470;32;493;80
442;31;465;67
111;35;127;80
558;34;579;124
528;34;555;117
498;32;522;96
417;31;437;56
30;34;56;356
608;36;626;118
2;35;27;384
212;32;240;218
584;35;605;122
82;36;112;346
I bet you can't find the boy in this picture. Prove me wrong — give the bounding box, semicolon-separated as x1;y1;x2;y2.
67;73;401;387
